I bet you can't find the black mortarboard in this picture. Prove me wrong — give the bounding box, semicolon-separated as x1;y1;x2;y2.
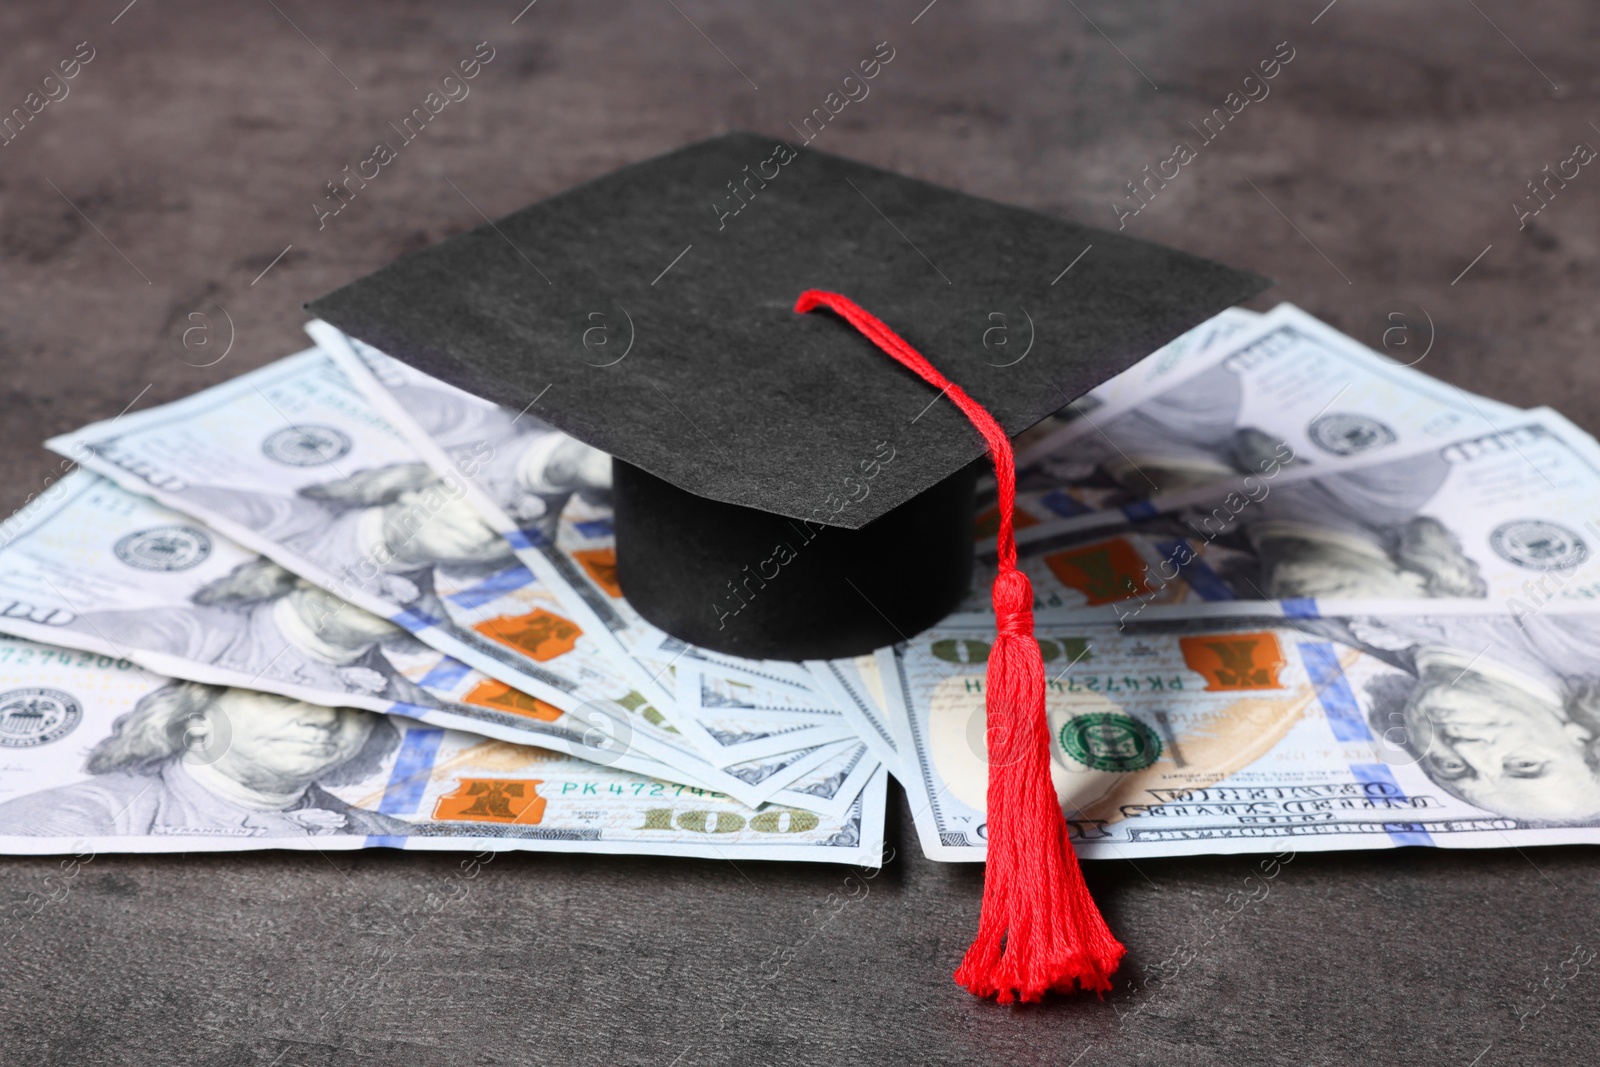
307;132;1267;659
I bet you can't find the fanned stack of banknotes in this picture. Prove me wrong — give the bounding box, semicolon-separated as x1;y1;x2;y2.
3;303;1599;869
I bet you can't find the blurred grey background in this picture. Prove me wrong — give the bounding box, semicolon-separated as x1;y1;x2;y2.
1;2;1596;1065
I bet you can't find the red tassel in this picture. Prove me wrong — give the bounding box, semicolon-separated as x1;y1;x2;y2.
795;289;1126;1003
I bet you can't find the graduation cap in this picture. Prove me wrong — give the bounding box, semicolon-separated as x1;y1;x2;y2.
307;131;1268;1001
308;132;1265;661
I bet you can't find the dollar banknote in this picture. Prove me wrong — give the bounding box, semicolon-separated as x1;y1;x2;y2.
761;740;881;821
998;303;1524;528
311;323;821;698
45;350;836;808
0;633;884;863
686;666;849;717
0;471;858;811
973;408;1600;617
884;611;1600;860
1009;305;1261;459
0;470;677;776
673;665;858;766
640;629;818;694
805;655;902;777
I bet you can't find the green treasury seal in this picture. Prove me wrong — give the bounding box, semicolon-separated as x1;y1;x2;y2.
1059;711;1161;772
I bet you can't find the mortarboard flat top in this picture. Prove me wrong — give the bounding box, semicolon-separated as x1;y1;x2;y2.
307;132;1268;532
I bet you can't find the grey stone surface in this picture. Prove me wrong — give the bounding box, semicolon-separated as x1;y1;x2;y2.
1;2;1597;1064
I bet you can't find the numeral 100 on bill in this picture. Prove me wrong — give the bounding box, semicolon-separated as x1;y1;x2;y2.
639;807;820;834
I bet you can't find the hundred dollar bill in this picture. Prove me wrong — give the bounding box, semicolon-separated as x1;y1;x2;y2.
805;655;902;777
1001;303;1524;527
0;469;692;784
311;323;821;698
46;350;827;808
0;474;850;812
0;633;885;863
884;612;1600;860
673;665;857;766
639;629;820;694
978;408;1600;617
686;666;848;718
762;741;881;822
1011;305;1260;459
305;322;675;705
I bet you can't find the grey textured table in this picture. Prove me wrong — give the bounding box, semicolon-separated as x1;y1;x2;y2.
2;3;1597;1064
